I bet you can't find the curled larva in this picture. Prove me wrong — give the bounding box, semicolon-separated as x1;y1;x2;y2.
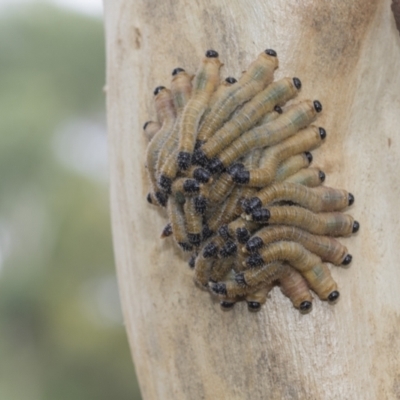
246;182;353;214
167;195;192;252
243;225;351;265
198;77;301;160
143;120;161;142
278;265;313;313
145;86;176;206
302;263;339;302
231;124;325;186
171;177;203;198
209;256;235;283
184;197;203;246
250;205;360;237
245;285;275;312
208;100;322;174
177;50;222;170
195;49;279;145
274;152;313;182
220;217;260;244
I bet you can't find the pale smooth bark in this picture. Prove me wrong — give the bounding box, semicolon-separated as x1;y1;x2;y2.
104;1;400;398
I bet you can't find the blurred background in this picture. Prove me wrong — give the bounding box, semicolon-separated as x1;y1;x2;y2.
0;0;142;398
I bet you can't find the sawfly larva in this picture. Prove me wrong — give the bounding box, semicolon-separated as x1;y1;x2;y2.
143;120;161;142
184;197;203;246
274;152;313;182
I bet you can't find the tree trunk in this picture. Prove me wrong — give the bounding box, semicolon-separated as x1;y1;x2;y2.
103;0;400;398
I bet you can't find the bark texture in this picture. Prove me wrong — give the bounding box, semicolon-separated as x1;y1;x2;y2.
104;1;400;398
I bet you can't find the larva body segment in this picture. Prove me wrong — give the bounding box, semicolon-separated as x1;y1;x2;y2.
252;205;358;237
200;78;300;160
232;125;325;187
167;195;192;251
184;197;203;246
171;177;202;198
302;264;338;301
283;167;325;187
244;225;349;265
251;182;351;213
209;256;235;283
143;121;161;142
177;50;222;170
222;217;260;243
209;100;321;173
278;265;313;312
145;87;176;204
238;262;284;287
156;70;193;190
274;153;312;182
195;50;279;144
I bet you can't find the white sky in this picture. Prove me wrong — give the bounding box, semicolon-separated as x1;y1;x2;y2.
0;0;103;17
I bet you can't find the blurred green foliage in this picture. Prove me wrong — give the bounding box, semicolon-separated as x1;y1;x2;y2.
0;4;142;399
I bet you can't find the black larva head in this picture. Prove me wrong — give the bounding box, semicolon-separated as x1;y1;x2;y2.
225;76;237;84
161;223;172;238
235;273;246;286
318;127;327;139
187;233;201;247
246;253;264;268
274;105;283;114
193;167;211;183
218;225;230;240
203;242;218;258
205;49;219;58
219;240;237;258
245;236;264;253
220;301;235;311
265;49;277;57
242;197;262;214
178;242;193;252
183;179;200;193
247;302;261;312
177;151;191;170
191;148;209;167
293;77;302;90
232;169;250;185
342;254;353;266
194;140;203;150
188;254;196;269
208;158;225;174
201;224;214;241
172;67;185;76
299;301;313;314
348;193;355;206
313;100;323;113
352;220;360;233
210;282;227;295
155;191;168;207
319;170;326;182
143;121;151;130
227;162;244;176
236;227;251;244
194;195;207;214
146;193;153;204
153;86;165;96
251;208;270;223
158;175;173;192
328;290;340;303
305;152;313;164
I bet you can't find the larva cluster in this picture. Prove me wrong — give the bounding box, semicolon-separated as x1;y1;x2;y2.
143;49;359;314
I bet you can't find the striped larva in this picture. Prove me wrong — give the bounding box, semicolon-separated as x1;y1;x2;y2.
283;167;325;187
208;100;322;174
157;68;193;191
231;125;326;186
167;195;193;252
250;205;360;237
302;264;339;302
274;152;313;182
195;49;279;146
143;121;161;142
184;197;203;246
198;77;301;161
243;225;351;265
245;182;353;214
177;50;222;170
278;265;313;313
145;86;176;205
